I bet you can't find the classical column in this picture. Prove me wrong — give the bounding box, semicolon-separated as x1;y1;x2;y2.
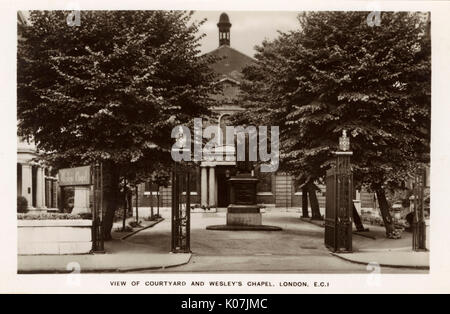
21;164;33;209
201;166;208;207
208;166;216;207
35;167;46;210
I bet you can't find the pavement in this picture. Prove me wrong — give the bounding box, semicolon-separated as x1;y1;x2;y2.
18;217;191;273
331;251;429;270
17;207;429;273
300;217;430;270
127;208;427;273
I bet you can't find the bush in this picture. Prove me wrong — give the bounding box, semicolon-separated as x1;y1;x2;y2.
128;221;142;228
17;196;28;213
114;226;133;233
17;212;89;220
361;215;384;226
145;214;162;221
113;208;133;222
79;212;93;220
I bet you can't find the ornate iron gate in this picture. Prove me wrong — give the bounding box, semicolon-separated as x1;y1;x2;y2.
325;168;337;251
171;164;191;253
92;163;104;253
412;167;427;251
325;131;353;252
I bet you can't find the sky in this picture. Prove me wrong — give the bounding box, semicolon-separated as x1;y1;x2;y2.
20;10;301;58
191;11;300;57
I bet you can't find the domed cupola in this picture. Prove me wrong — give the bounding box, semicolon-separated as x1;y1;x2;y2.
217;12;232;46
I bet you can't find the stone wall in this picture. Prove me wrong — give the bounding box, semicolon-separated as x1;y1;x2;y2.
18;220;92;255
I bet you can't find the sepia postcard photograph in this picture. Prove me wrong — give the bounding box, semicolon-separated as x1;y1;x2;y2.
1;0;450;297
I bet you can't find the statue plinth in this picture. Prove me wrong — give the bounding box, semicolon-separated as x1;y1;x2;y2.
227;175;261;226
206;172;282;231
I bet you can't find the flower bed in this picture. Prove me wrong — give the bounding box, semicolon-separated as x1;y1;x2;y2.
18;212;92;220
18;214;92;255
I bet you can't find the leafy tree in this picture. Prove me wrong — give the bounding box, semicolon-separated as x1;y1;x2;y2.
18;11;218;239
236;12;430;237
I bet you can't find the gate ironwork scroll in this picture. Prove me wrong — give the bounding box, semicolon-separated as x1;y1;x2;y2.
325;168;337;251
171;163;191;253
92;163;104;253
325;131;353;253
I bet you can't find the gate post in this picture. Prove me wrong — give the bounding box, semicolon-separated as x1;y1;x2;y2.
92;162;105;253
171;161;192;253
412;167;427;251
325;130;353;252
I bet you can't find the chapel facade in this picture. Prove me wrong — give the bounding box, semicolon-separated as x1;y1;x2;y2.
136;13;375;213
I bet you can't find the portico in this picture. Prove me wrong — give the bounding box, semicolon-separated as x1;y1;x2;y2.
200;146;236;209
17;138;57;211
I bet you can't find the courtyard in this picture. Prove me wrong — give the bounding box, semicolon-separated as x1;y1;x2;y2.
125;208;427;274
15;10;431;279
17;207;428;273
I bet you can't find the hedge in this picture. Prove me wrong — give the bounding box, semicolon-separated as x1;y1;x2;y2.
17;212;92;220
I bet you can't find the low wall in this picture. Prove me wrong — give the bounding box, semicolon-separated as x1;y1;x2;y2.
18;220;92;255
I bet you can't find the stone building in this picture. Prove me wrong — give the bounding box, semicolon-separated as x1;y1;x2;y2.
17;137;58;211
135;13;375;213
16;11;375;214
17;12;58;211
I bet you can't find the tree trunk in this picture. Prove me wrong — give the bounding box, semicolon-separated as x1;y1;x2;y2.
352;203;365;231
135;186;139;223
157;189;160;217
301;186;309;218
307;181;322;220
131;184;139;223
127;189;132;216
375;188;396;236
102;162;120;241
122;205;126;230
122;180;127;231
150;183;154;219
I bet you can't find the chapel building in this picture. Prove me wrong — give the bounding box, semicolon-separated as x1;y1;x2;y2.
136;13;374;213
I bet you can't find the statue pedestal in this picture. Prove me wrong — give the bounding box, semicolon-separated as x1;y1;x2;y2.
227;176;260;226
206;174;281;231
227;206;262;226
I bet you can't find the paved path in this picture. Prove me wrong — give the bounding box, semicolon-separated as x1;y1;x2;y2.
18;209;427;273
18;219;190;273
332;251;429;270
300;216;429;269
18;249;190;273
125;209;426;273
